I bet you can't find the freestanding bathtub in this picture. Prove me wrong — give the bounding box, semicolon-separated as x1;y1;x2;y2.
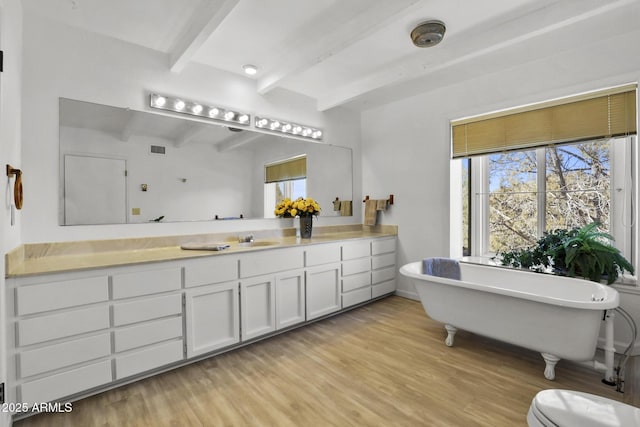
399;260;620;380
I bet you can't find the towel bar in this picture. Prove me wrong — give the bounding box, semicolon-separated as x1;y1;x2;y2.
362;194;394;205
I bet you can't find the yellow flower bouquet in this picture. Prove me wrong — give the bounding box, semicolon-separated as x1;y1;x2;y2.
274;197;321;218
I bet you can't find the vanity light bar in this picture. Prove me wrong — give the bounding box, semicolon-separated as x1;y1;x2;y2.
149;94;251;126
254;116;323;141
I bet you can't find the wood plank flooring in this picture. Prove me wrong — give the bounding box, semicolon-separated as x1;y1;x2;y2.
14;296;637;427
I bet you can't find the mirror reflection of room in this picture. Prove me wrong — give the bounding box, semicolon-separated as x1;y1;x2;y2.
59;98;353;225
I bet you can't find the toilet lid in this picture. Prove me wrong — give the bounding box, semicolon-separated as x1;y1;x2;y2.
533;389;640;427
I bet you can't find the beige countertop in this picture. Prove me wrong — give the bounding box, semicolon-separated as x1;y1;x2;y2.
6;225;397;278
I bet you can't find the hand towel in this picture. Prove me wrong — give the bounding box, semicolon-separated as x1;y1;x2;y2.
422;257;461;280
340;200;352;216
376;199;388;210
180;242;230;251
364;199;377;225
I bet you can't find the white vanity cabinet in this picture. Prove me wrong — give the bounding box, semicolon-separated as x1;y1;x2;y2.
8;263;185;406
239;247;305;340
371;237;397;297
185;281;240;358
305;243;342;320
111;266;184;380
184;256;240;358
341;240;373;308
10;271;113;404
6;233;397;411
341;236;397;307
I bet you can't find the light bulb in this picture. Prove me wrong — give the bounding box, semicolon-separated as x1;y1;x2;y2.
312;130;322;139
302;128;311;136
270;121;281;129
243;64;258;75
293;126;302;134
224;111;235;120
209;107;219;117
257;118;268;127
282;123;292;132
174;100;185;110
239;114;249;123
192;104;203;114
153;96;166;107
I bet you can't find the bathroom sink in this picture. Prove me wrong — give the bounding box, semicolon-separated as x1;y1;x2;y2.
236;241;279;247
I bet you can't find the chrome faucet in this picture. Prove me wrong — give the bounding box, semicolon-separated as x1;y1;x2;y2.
238;234;254;243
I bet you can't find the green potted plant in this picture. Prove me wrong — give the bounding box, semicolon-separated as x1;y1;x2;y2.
499;222;634;285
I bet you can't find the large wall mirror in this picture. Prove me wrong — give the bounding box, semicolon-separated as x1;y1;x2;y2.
59;98;353;225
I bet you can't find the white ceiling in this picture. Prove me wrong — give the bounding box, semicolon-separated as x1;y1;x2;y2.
22;0;640;112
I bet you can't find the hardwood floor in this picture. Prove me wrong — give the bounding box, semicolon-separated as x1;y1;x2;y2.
14;296;637;427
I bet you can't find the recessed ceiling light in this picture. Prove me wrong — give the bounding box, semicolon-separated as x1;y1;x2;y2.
243;64;258;76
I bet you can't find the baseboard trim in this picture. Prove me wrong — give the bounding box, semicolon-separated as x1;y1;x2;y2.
395;290;419;301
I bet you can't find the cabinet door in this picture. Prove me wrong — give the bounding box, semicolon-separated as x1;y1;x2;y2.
306;263;341;321
240;275;276;341
275;270;305;329
185;282;239;358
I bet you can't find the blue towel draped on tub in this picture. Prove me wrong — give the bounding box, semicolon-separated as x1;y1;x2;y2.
423;257;461;280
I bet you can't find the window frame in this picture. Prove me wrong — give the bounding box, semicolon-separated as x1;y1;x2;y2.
454;136;637;285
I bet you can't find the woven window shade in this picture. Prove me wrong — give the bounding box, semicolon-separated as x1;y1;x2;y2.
451;85;637;158
265;156;307;183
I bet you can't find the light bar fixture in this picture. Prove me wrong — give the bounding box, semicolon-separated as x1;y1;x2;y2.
255;116;323;141
149;93;251;126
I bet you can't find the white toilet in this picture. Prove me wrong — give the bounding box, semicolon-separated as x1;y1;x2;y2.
527;389;640;427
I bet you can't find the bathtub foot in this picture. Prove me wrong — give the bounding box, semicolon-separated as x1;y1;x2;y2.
444;324;457;347
541;353;560;380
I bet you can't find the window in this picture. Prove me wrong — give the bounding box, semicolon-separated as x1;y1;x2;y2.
263;155;307;218
452;85;637;279
461;136;634;268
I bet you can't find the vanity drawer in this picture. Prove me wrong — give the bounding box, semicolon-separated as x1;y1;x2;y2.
184;257;237;288
115;339;184;380
240;247;303;278
17;305;110;346
372;253;395;270
342;287;371;308
372;266;396;285
16;276;109;315
371;238;396;255
112;267;181;299
372;280;396;298
19;332;111;378
114;316;183;352
305;243;341;267
342;257;371;276
341;240;371;260
19;360;112;404
113;294;182;326
342;271;371;293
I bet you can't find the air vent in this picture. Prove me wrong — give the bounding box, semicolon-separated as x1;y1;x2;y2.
150;145;166;154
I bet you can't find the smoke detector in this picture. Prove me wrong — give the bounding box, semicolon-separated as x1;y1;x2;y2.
411;20;446;48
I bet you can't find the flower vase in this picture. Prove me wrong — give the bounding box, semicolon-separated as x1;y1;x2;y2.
299;216;313;238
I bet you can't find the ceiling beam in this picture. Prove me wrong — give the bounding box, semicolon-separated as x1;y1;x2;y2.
175;124;210;147
169;0;239;73
216;131;265;152
256;0;427;95
119;110;142;142
316;0;636;111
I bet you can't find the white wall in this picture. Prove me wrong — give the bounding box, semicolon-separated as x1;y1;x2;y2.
362;21;640;350
21;12;362;243
61;126;255;223
0;0;21;424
